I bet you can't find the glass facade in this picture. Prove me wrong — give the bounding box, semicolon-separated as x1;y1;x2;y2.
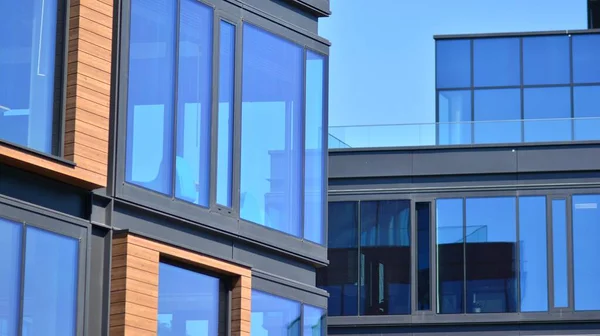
251;291;301;336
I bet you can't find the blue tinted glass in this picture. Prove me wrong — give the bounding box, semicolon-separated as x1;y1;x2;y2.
241;24;303;237
465;197;517;313
158;263;220;335
519;197;548;312
125;0;176;195
317;202;358;316
303;305;325;336
436;198;464;314
0;218;21;335
572;195;600;311
175;0;213;206
474;89;521;144
360;200;410;315
552;199;568;308
572;34;600;84
523;36;570;85
573;86;600;141
251;291;300;336
0;0;58;153
304;51;326;244
23;227;78;336
438;90;472;145
473;38;520;87
416;202;431;310
436;39;471;89
524;87;572;142
217;21;235;207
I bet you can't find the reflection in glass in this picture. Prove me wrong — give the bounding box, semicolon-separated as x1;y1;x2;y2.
0;0;59;153
304;51;326;244
317;202;358;316
0;219;22;336
436;198;464;314
438;90;471;145
523;35;570;85
572;34;600;84
573;86;600;141
572;195;600;311
519;197;548;312
360;200;411;315
524;87;571;142
125;0;176;195
473;38;520;87
474;89;521;144
251;291;300;336
158;263;222;335
217;21;235;207
23;227;79;336
240;24;303;237
303;305;326;336
465;197;517;313
436;39;471;89
552;199;568;308
416;202;431;311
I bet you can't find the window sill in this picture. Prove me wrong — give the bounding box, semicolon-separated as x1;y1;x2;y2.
0;139;76;167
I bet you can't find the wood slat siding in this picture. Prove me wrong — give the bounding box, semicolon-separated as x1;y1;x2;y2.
110;233;252;336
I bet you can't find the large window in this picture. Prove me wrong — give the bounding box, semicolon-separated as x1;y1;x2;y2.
572;195;600;311
251;291;301;336
0;0;63;154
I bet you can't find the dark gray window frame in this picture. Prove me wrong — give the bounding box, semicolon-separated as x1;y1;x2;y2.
0;194;88;336
326;187;600;327
113;0;330;263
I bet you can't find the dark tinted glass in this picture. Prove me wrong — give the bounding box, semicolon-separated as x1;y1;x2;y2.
523;36;570;85
303;305;326;336
552;199;568;308
436;198;464;314
519;197;548;312
573;86;600;141
473;38;520;87
416;202;431;311
465;197;517;313
251;291;300;336
0;218;21;335
317;202;358;316
474;89;521;144
359;200;411;315
524;87;571;142
436;39;471;89
572;34;600;83
572;195;600;311
438;90;472;145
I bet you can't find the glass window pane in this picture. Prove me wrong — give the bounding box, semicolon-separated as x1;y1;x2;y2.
523;36;570;85
436;39;471;89
216;21;235;207
573;86;600;141
303;305;326;336
360;200;411;315
572;34;600;84
241;24;303;237
572;195;600;311
416;202;431;311
474;89;521;144
436;198;464;314
304;51;326;244
473;38;520;87
125;0;176;195
251;291;300;336
438;90;471;145
524;87;572;142
23;227;79;336
0;0;58;153
0;218;22;336
175;0;213;206
158;263;222;335
519;196;548;312
317;202;358;316
552;199;568;308
465;197;517;313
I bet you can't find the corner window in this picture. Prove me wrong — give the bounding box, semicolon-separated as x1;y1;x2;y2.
436;39;471;89
303;305;326;336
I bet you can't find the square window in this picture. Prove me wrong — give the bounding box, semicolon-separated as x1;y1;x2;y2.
572;34;600;84
524;87;572;142
573;86;600;141
523;36;570;85
474;89;521;144
436;39;471;89
473;38;520;87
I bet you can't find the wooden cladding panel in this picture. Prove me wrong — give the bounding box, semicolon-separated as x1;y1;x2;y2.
110;233;252;336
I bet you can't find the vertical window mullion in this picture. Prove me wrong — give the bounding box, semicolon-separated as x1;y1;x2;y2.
231;18;242;216
300;49;307;240
209;11;220;208
170;0;181;198
17;223;27;336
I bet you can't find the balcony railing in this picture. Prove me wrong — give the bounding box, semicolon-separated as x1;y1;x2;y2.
329;117;600;149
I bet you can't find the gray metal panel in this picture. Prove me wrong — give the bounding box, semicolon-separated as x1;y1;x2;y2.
329;151;414;178
280;0;330;17
252;270;328;307
242;0;320;32
517;146;600;172
411;148;517;176
88;226;110;336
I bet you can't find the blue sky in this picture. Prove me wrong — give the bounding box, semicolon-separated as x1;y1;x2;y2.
319;0;588;128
